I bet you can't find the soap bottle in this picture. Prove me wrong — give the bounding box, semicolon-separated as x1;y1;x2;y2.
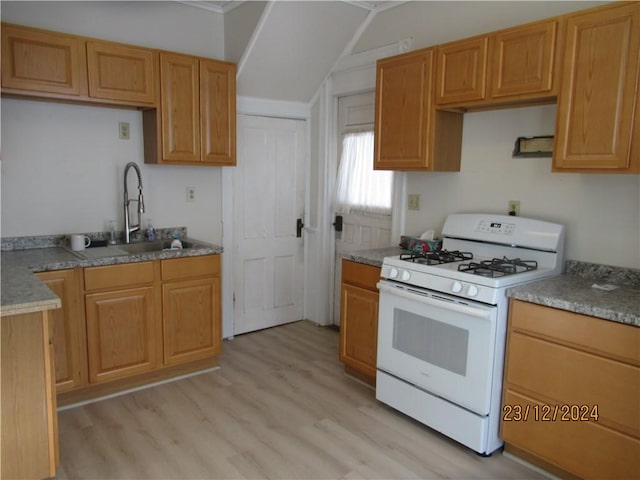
145;219;156;241
170;233;183;249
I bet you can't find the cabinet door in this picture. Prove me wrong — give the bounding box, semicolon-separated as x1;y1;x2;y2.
85;286;158;383
490;20;558;99
374;49;434;170
160;52;200;162
339;283;379;380
86;41;156;104
162;277;221;366
436;36;488;105
1;23;84;96
36;269;87;393
554;3;640;171
200;59;236;165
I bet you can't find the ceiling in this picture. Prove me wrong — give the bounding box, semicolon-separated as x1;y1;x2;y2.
179;1;405;14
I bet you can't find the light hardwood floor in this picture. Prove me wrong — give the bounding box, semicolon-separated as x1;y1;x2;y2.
56;321;544;479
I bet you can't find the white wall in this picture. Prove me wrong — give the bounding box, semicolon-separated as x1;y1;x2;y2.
403;105;640;269
1;2;226;243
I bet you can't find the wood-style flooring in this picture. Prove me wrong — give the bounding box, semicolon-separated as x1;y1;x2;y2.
56;320;544;479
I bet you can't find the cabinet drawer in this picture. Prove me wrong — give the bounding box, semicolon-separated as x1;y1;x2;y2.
509;300;640;364
502;390;640;479
507;331;640;437
341;260;381;292
84;262;154;291
161;255;220;281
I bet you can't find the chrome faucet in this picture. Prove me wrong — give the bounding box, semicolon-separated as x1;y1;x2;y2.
124;162;145;243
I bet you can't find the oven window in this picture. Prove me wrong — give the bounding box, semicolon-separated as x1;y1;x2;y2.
392;308;469;376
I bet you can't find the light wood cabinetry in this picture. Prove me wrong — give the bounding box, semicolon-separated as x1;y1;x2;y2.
144;52;236;166
435;36;488;105
339;260;381;384
502;300;640;479
161;255;222;366
36;269;87;393
1;310;58;479
489;20;560;100
1;23;86;97
374;49;463;171
86;40;156;104
553;2;640;172
84;262;161;384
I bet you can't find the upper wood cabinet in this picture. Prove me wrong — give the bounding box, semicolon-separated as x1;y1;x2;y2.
375;49;463;171
86;41;156;105
553;2;640;172
1;23;86;97
489;20;559;99
144;52;236;166
435;36;488;105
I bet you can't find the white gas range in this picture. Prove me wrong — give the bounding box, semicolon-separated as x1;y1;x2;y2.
376;213;565;455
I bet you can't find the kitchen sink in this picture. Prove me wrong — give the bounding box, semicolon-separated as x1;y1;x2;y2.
115;240;195;254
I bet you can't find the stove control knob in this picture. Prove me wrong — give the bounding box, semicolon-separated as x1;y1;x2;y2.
468;285;479;297
389;268;399;279
452;281;463;293
401;270;411;282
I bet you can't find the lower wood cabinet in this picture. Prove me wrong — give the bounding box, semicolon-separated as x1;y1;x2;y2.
84;262;161;384
161;255;221;366
339;260;381;384
1;310;58;479
502;300;640;479
36;269;87;392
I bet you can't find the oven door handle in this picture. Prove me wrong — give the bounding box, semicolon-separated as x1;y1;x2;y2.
377;281;493;319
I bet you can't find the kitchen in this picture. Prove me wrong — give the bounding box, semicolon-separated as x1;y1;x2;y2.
2;1;639;479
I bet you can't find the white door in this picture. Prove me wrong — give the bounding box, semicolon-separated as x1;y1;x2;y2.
234;115;306;335
333;92;393;325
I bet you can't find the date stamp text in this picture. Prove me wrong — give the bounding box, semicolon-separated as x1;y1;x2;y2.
503;404;599;422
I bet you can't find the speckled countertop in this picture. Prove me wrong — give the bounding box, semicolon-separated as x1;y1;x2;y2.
508;261;640;327
341;246;403;268
1;232;222;317
341;248;640;328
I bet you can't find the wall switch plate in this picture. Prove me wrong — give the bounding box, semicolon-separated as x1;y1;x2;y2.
186;187;195;202
408;194;420;211
118;122;130;140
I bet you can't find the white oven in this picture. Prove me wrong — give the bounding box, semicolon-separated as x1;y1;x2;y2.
375;213;565;456
377;280;499;416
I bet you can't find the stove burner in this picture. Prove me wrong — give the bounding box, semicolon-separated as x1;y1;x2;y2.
400;250;473;265
458;257;538;278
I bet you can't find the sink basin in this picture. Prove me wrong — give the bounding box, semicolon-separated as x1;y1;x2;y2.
116;240;195;254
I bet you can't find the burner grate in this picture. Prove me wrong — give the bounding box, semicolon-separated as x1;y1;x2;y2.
458;257;538;278
400;250;473;265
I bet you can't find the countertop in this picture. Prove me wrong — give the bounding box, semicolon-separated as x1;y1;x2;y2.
1;237;222;317
341;246;403;268
341;248;640;327
507;265;640;327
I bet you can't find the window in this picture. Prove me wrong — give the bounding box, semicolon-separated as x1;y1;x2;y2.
334;131;393;215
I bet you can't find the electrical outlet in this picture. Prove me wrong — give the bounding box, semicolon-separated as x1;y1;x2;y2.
508;200;521;216
186;187;195;202
408;194;420;211
118;122;130;140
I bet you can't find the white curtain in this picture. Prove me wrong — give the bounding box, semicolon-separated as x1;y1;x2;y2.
334;131;393;215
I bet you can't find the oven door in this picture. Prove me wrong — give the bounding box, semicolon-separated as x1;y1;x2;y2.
377;280;498;416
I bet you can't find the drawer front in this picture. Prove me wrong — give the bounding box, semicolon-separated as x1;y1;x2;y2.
502;390;640;480
510;300;640;365
507;331;640;437
341;260;381;292
84;262;155;291
161;255;220;281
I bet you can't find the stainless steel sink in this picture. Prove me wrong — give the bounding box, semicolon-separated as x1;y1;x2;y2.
115;240;195;254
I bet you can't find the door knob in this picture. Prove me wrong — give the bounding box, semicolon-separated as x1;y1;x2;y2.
333;215;343;232
296;218;304;238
